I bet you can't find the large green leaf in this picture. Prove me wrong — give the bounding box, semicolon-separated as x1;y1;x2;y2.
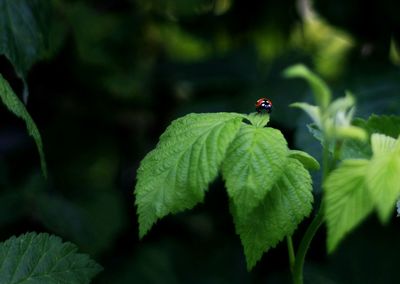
222;124;288;217
0;74;47;177
0;232;102;284
135;113;244;238
0;0;50;101
366;145;400;223
324;159;374;252
283;64;331;110
232;158;313;270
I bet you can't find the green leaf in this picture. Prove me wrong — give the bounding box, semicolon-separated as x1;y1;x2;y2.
231;159;313;270
135;113;244;238
371;133;398;156
326;92;355;117
366;147;400;223
288;150;320;170
283;64;331;109
335;125;367;141
324;159;374;253
0;74;47;177
0;232;102;284
342;115;400;160
290;102;321;128
306;123;324;143
0;0;50;101
341;138;372;160
366;115;400;138
222;124;288;217
245;112;270;127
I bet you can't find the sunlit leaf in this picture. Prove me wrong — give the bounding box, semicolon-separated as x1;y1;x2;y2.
222;124;288;217
335;125;367;141
135;113;244;238
371;133;398;156
245;112;270;128
232;159;313;270
324;159;373;252
366;147;400;223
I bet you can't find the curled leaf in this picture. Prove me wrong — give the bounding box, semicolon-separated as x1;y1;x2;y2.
284;64;331;109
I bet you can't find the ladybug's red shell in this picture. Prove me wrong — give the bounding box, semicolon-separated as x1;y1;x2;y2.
255;98;272;113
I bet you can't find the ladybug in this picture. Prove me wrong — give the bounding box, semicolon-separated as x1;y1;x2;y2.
255;98;272;113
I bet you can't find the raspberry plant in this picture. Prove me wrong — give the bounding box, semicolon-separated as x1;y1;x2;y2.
135;64;400;283
135;110;318;270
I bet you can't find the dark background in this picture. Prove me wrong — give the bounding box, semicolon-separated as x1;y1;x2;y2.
1;0;400;283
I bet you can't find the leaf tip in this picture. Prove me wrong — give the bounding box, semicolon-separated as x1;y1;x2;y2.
282;63;308;78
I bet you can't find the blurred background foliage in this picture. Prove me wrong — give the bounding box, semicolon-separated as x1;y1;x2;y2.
1;0;400;283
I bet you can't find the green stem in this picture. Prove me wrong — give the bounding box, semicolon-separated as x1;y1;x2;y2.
287;236;295;273
292;204;325;284
291;139;330;284
322;139;331;181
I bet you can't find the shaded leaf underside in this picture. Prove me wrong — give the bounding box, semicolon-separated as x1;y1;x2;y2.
0;0;48;77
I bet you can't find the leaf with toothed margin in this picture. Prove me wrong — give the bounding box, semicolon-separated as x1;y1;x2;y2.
222;124;288;218
370;133;397;156
0;232;102;283
231;158;313;270
324;159;373;253
135;113;244;238
366;134;400;223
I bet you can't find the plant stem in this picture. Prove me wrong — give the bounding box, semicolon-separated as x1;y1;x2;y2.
292;204;325;284
322;139;331;181
287;236;295;273
291;140;330;284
